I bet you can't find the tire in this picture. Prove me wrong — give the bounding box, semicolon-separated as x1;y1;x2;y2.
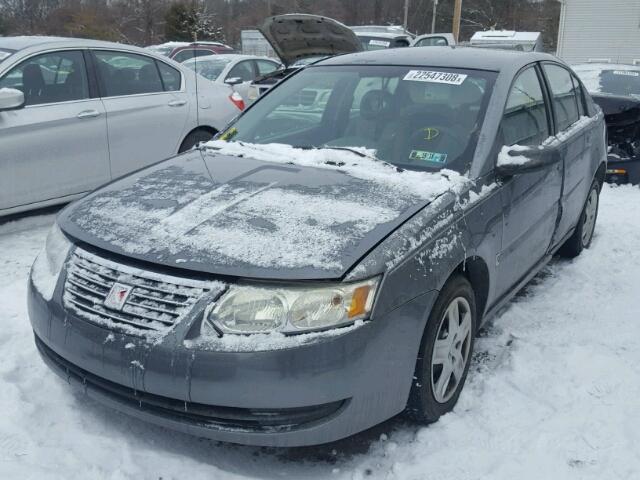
178;129;215;153
406;275;477;423
558;179;601;258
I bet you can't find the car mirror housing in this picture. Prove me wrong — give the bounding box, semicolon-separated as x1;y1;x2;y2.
496;144;560;177
225;77;243;86
0;88;26;112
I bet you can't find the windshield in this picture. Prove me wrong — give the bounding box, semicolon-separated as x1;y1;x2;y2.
574;64;640;97
221;65;496;174
184;57;231;81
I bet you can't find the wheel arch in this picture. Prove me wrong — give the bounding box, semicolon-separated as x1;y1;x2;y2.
438;255;491;326
178;125;219;153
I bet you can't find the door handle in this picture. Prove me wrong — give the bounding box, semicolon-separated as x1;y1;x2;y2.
77;109;100;119
168;100;187;107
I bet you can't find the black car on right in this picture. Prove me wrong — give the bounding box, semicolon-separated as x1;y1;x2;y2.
574;63;640;184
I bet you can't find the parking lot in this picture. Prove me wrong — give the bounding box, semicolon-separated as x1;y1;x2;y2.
1;183;638;480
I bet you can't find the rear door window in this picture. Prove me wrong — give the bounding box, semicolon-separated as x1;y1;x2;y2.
226;60;255;82
415;36;449;47
543;63;581;132
501;66;550;146
256;60;279;76
173;49;210;63
157;61;181;91
94;51;164;97
0;50;89;106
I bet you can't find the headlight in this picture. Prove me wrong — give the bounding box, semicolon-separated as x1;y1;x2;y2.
30;223;72;300
203;277;380;335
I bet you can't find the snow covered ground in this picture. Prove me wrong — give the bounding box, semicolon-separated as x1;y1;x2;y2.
1;184;639;480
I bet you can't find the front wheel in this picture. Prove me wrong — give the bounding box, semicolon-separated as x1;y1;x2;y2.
406;275;476;423
558;179;600;258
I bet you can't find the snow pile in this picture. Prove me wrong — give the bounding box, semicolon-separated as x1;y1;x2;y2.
204;140;471;200
2;185;640;479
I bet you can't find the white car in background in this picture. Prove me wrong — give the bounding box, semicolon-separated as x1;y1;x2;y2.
0;36;242;218
183;54;280;103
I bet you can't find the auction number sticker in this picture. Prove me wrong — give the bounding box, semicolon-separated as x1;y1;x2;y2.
403;70;468;85
613;70;640;77
369;39;390;47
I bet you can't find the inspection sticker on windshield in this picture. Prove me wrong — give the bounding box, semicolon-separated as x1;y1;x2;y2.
403;70;467;85
613;70;640;77
409;150;448;163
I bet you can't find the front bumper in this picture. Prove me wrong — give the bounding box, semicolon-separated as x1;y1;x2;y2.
28;274;436;446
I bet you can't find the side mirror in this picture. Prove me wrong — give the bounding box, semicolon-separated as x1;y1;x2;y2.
224;77;243;86
0;88;25;112
496;144;560;177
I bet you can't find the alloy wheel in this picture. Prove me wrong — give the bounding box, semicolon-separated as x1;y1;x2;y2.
430;296;473;404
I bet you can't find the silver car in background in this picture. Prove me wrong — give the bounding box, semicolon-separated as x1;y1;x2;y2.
182;54;280;103
0;36;241;217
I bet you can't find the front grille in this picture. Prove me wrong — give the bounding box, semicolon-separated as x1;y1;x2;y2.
64;248;218;334
36;335;347;432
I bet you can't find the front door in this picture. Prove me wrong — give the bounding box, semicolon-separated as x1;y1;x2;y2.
495;64;562;297
0;50;110;211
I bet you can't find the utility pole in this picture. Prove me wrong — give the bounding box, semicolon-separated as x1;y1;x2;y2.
452;0;462;43
431;0;438;34
403;0;409;32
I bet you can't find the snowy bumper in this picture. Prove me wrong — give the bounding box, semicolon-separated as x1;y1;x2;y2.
27;274;437;447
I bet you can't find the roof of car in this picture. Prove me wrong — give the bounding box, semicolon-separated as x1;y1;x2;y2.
185;54;276;63
572;62;640;71
318;45;559;72
0;35;148;53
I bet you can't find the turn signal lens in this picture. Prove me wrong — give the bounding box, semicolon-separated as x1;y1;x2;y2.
348;285;373;318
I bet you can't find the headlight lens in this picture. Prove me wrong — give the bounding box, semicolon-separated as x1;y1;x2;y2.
31;223;72;300
205;277;380;335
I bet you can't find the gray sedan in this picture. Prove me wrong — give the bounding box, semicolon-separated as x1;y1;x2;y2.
0;37;241;217
29;47;606;446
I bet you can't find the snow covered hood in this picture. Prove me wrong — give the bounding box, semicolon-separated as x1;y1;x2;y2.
58;145;467;280
259;14;362;67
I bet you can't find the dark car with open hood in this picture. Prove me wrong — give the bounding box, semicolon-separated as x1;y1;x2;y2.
29;47;606;447
574;63;640;184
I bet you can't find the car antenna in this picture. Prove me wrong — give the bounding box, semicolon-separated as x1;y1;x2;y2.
193;31;200;125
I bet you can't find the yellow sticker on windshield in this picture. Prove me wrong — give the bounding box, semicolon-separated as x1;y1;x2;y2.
409;150;448;163
219;127;238;141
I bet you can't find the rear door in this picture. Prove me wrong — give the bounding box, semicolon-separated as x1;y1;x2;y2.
541;63;593;243
0;49;109;211
92;50;191;178
495;64;562;296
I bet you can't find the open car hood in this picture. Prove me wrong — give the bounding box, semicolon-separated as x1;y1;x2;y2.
58;149;434;281
259;14;362;67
